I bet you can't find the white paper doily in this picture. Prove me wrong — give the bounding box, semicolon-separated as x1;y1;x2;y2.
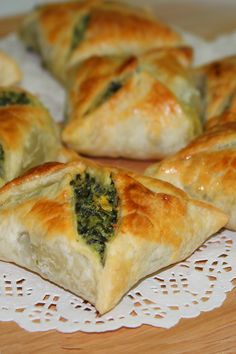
1;33;236;332
0;229;235;332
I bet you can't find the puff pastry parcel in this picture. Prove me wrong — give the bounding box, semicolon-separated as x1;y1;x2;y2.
0;159;227;314
62;47;201;159
146;113;236;230
195;55;236;122
20;0;182;82
0;86;65;185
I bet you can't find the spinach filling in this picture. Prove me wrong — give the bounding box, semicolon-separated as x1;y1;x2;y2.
0;91;32;107
84;80;123;116
70;172;118;263
0;144;4;179
98;81;122;106
71;14;90;51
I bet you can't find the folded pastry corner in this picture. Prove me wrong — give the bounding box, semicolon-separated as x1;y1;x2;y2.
0;160;227;314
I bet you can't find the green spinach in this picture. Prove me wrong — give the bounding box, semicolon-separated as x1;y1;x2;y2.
71;172;118;264
71;15;90;51
84;80;122;116
0;91;32;107
0;144;4;179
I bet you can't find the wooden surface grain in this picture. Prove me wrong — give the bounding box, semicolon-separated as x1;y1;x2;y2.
1;2;236;354
1;289;236;354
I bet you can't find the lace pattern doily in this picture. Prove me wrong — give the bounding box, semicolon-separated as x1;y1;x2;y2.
1;34;236;332
0;229;235;332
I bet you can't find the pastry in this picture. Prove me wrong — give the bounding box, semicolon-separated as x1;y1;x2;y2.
146;113;236;230
0;50;22;86
0;86;72;185
0;159;227;314
195;55;236;122
205;111;236;130
20;0;182;82
62;47;202;159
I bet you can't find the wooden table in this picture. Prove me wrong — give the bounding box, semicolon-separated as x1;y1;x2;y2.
1;2;236;353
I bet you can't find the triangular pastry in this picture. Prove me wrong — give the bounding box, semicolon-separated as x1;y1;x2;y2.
0;160;227;314
146;114;236;230
62;47;201;159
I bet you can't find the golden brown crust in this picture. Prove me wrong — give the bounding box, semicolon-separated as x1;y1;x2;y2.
22;197;75;239
20;1;96;81
39;2;91;45
68;4;182;69
196;55;236;122
66;55;133;118
115;172;186;247
127;172;187;199
0;105;47;148
205;111;236;130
